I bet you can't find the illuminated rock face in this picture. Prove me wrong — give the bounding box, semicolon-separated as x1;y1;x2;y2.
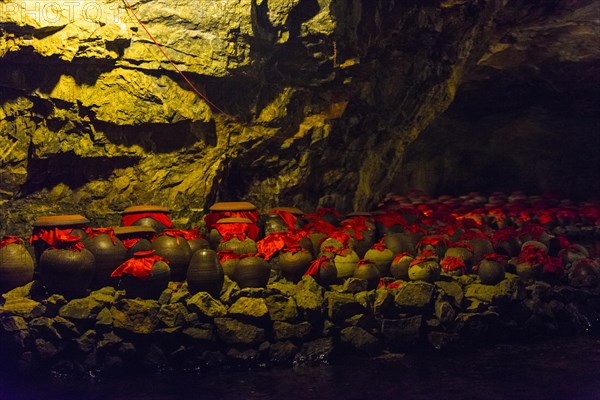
0;1;597;234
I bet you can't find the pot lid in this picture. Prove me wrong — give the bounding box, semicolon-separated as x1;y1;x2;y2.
272;206;304;215
209;202;257;212
33;214;90;227
123;205;169;214
215;217;254;224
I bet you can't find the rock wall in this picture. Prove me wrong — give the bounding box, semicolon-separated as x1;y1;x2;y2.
1;274;599;374
397;1;600;198
1;1;597;237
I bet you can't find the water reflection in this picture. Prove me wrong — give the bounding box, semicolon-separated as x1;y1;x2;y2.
1;335;599;400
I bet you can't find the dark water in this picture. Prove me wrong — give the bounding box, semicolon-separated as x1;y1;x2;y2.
1;336;600;400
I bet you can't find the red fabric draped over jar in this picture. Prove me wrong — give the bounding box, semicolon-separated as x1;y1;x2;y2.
121;212;173;229
85;227;117;245
341;216;370;240
214;222;259;242
0;236;24;247
256;231;303;260
204;211;259;231
304;255;332;277
111;250;168;279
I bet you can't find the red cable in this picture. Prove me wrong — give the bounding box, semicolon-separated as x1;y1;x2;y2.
121;0;230;117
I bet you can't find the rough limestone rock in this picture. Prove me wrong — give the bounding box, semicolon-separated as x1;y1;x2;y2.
340;326;381;356
59;298;105;320
464;277;521;305
269;340;299;364
186;292;227;319
273;321;312;341
228;297;269;320
110;299;160;334
293;337;334;366
373;288;395;317
213;318;265;345
435;281;464;306
1;1;595;236
325;292;364;323
394;282;436;311
265;294;298;322
380;316;423;350
29;317;62;341
0;298;46;319
182;325;214;341
157;303;188;328
0;316;28;332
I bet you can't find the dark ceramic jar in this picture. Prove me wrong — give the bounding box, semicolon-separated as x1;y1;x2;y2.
232;255;270;288
278;247;313;283
408;258;441;283
187;248;224;297
305;256;337;286
217;237;258;255
204;202;259;235
353;259;381;290
259;213;289;238
478;257;506;285
209;217;259;250
121;205;172;234
364;244;395;277
83;228;127;289
444;244;475;273
0;236;34;293
151;231;192;281
217;250;240;278
113;225;156;259
342;214;377;258
112;251;171;299
333;250;359;280
31;214;90;268
271;207;306;229
383;233;415;255
39;236;95;299
390;253;414;280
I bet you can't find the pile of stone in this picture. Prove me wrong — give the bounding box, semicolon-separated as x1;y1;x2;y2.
1;269;599;376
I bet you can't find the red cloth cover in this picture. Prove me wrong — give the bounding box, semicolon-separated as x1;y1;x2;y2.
304;256;331;277
440;256;466;274
341;216;369;240
517;245;548;265
372;240;387;252
491;227;518;246
217;250;241;263
30;227;74;246
303;220;338;235
111;250;168;278
392;252;414;264
51;235;84;252
372;212;407;228
215;222;260;242
519;224;545;240
417;236;448;248
157;229;193;245
121;237;142;250
0;236;24;248
121;212;173;228
85;227;117;245
204;211;260;231
256;232;303;260
270;209;298;231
